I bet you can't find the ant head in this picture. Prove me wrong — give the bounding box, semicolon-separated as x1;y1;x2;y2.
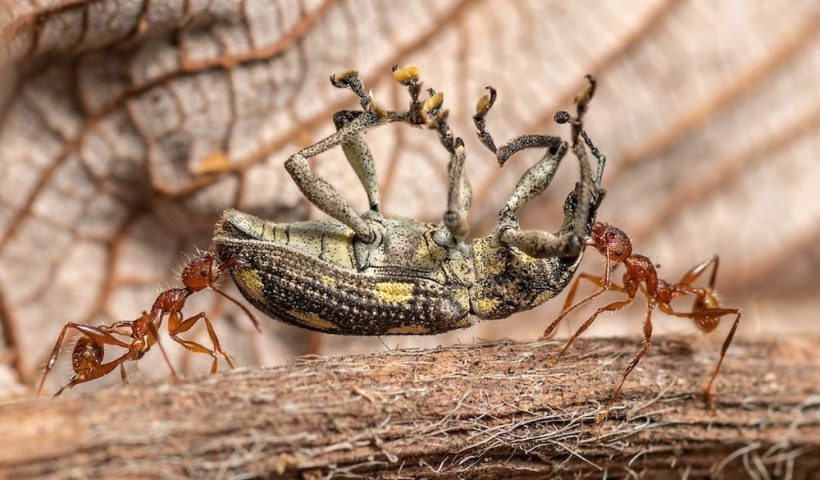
589;222;632;262
181;252;224;292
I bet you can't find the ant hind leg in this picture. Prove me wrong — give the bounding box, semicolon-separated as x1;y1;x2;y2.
37;323;130;395
669;307;741;410
53;353;130;398
678;255;720;288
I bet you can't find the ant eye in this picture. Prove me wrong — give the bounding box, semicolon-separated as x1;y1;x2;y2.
612;248;623;257
200;270;208;277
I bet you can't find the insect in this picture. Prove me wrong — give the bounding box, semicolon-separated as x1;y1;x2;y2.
38;252;259;396
543;222;742;420
213;67;607;338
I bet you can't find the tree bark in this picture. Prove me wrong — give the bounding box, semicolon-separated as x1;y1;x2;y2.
0;337;818;479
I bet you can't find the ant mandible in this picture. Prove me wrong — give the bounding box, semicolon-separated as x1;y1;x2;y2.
543;222;741;420
37;251;260;397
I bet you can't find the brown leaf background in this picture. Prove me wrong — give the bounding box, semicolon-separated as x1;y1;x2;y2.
0;0;818;396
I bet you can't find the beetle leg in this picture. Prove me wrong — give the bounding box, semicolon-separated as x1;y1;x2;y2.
333;110;382;215
284;112;385;242
426;105;471;244
444;137;471;244
474;87;589;257
329;69;373;111
580;130;607;193
474;86;569;169
496;139;590;259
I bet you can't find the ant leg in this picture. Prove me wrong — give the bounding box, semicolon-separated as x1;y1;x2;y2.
141;314;179;381
678;255;720;288
544;274;627;339
37;323;130;395
54;353;130;397
703;309;741;409
598;303;655;422
548;296;635;367
543;255;620;338
168;311;235;374
561;273;628;311
667;307;741;409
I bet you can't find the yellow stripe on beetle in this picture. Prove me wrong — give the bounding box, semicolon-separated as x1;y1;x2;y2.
288;310;338;331
386;325;430;335
232;269;266;303
374;282;415;304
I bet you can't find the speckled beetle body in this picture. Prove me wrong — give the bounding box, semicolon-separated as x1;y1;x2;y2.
213;68;606;336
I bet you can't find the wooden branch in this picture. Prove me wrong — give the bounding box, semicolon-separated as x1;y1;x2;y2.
1;337;818;479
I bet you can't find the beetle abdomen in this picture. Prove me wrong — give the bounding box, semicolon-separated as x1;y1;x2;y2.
215;238;471;335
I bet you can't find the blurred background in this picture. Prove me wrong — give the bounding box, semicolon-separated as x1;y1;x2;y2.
1;0;818;397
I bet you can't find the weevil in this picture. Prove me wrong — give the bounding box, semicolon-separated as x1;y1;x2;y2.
213;67;607;336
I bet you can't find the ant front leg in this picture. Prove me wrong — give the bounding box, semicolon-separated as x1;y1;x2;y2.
38;322;131;395
548;296;635;367
543;257;621;338
167;311;235;374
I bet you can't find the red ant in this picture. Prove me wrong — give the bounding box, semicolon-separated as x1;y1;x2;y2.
543;222;741;420
37;251;260;397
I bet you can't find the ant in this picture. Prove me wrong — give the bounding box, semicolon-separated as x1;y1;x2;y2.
37;251;260;397
543;222;741;420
